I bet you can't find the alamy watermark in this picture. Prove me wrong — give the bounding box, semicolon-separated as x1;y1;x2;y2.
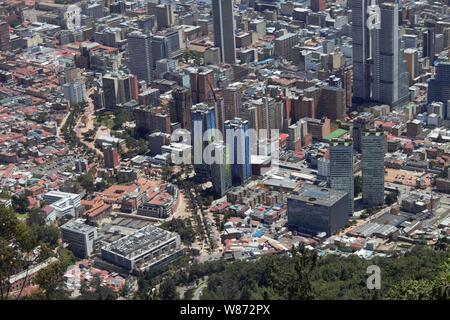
367;265;381;290
367;1;381;30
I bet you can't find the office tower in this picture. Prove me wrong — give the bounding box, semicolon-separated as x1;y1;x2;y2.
404;48;419;85
317;86;346;120
128;31;153;84
102;72;133;111
190;67;215;104
423;20;436;63
61;219;97;258
155;4;175;30
427;61;450;118
191;103;217;180
310;0;326;12
224;118;251;186
103;144;121;169
329;139;354;216
172;87;193;130
352;112;374;153
223;85;242;121
0;20;10;52
361;129;385;207
151;30;181;63
351;0;371;102
372;2;409;107
63;82;88;105
212;0;236;64
287;185;349;236
211;142;232;196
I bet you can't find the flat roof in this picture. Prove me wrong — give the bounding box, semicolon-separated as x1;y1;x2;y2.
288;185;346;206
324;129;348;141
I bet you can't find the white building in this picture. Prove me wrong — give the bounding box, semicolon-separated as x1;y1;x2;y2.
43;191;81;218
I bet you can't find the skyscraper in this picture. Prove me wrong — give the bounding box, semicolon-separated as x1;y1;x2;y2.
210;142;232;197
404;48;419;85
128;31;153;84
155;4;175;30
223;85;242;121
351;0;371;102
352;112;374;153
317;86;346;120
427;61;450;118
361;129;385;207
102;72;133;111
371;2;409;107
224;118;251;186
191;103;217;180
423;20;436;63
329;139;354;216
172;87;193;131
0;20;10;52
190;67;215;104
212;0;236;64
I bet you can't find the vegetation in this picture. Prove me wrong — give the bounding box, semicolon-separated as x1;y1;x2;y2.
385;191;399;206
134;245;448;300
160;218;195;244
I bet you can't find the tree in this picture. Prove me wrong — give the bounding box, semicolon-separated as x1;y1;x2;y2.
77;173;95;193
158;278;179;300
385;192;398;205
12;195;29;214
33;262;66;299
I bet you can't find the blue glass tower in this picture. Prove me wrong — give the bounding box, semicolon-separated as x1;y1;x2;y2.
224;118;251;186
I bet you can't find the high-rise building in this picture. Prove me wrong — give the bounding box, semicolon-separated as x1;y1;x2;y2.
351;0;371;102
103;144;121;169
223;85;242;121
287;119;307;150
427;61;450;118
361;129;385;207
423;20;436;63
404;48;419;85
210;142;232;196
371;2;409;107
212;0;236;64
352;112;374;153
190;67;215;104
172;87;193;130
133;107;171;134
151;30;181;64
317;86;346;120
61;219;97;258
191;103;217;180
155;4;175;30
329;139;354;216
287;185;349;236
0;20;10;52
128;31;153;84
102;72;134;111
224;118;251;186
63;82;88;105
